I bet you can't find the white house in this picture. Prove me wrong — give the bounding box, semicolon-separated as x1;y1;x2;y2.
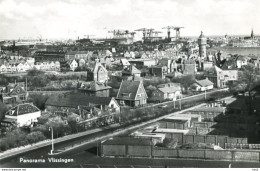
16;63;25;72
69;59;78;71
0;64;7;73
191;78;214;92
3;103;41;127
151;83;182;101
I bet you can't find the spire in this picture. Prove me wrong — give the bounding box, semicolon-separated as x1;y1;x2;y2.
251;28;254;38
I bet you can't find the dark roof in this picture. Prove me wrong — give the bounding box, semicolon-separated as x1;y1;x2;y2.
45;93;113;108
6;103;40;116
102;137;152;146
160;118;188;124
116;80;144;100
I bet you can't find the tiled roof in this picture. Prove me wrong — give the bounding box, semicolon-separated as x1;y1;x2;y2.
117;80;142;100
158;86;181;93
79;81;111;91
45;93;113;108
6;103;40;116
196;79;214;87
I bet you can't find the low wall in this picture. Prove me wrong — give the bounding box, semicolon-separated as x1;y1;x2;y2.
178;149;205;159
205;150;232;160
234;151;260;161
152;147;178;158
102;145;126;156
102;144;260;162
128;145;151;157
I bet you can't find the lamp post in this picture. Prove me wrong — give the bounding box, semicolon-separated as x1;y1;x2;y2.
49;127;54;154
205;89;207;100
179;94;182;110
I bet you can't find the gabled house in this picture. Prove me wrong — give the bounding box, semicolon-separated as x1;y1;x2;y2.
121;58;131;68
87;62;108;83
116;80;148;107
236;55;248;69
122;65;141;77
78;81;111;97
150;83;182;101
205;65;238;88
68;59;78;71
191;78;214;92
124;51;131;58
0;64;7;73
1;103;41;127
6;82;27;103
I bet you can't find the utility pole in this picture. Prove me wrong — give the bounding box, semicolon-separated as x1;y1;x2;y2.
49;127;54;154
97;141;98;157
179;95;182;110
205;89;207;100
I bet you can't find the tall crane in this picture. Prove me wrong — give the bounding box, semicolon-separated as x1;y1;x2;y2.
162;26;184;40
108;29;135;39
135;28;149;40
151;30;162;37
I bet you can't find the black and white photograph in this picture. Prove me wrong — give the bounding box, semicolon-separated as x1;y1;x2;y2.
0;0;260;169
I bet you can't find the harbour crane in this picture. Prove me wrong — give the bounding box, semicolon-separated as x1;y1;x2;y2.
162;26;184;40
135;28;149;40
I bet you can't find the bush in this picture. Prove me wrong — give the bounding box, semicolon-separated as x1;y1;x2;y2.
26;131;46;144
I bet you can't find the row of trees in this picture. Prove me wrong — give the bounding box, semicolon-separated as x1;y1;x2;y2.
0;114;86;152
0;129;46;151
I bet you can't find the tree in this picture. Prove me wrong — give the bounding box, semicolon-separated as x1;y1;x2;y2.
30;94;49;110
0;102;8;121
26;131;46;144
27;69;50;88
45;116;69;138
172;74;195;92
230;64;260;114
27;68;45;77
0;74;9;86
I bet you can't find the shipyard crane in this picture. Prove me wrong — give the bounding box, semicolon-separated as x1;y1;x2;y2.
162;26;184;40
135;28;149;40
151;30;162;37
146;28;155;38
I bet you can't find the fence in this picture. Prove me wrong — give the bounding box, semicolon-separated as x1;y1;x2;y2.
192;122;218;128
225;143;260;150
101;144;260;162
152;133;248;148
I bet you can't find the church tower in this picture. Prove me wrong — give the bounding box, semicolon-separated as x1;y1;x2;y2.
198;31;207;59
251;29;254;39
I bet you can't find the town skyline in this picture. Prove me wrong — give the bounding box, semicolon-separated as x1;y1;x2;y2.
0;0;259;40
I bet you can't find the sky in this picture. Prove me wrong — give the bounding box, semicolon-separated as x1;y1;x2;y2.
0;0;259;40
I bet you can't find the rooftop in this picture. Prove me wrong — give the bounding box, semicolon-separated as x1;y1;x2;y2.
45;93;114;108
102;137;152;146
6;103;40;116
